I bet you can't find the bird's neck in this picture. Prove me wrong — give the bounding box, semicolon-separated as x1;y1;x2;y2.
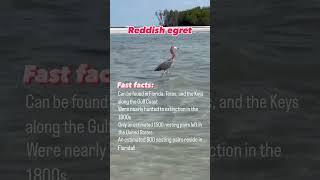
171;54;176;60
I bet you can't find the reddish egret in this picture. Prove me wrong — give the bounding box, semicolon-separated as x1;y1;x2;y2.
154;46;178;75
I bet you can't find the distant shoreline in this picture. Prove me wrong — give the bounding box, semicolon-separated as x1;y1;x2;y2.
110;26;210;34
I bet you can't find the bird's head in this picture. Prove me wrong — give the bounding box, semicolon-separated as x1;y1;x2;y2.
170;46;179;56
171;46;179;50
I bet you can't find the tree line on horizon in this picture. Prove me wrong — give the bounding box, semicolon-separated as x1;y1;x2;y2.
155;6;210;26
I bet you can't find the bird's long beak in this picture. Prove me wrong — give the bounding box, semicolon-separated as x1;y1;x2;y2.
174;46;179;50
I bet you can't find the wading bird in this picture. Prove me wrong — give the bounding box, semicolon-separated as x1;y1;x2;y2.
154;46;178;75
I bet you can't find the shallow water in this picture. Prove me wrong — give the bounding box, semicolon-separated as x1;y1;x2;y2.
110;32;210;180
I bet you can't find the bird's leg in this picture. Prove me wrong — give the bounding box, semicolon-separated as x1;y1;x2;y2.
161;71;165;77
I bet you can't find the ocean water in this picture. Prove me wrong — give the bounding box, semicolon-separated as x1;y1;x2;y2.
110;32;210;180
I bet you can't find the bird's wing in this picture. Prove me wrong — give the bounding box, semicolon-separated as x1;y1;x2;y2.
154;59;173;71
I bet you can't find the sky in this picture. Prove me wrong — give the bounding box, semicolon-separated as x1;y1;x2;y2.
111;0;210;27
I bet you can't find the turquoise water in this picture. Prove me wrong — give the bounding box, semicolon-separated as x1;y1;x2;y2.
110;32;210;180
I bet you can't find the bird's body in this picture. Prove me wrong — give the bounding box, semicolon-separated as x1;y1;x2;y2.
154;59;173;71
154;46;178;75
